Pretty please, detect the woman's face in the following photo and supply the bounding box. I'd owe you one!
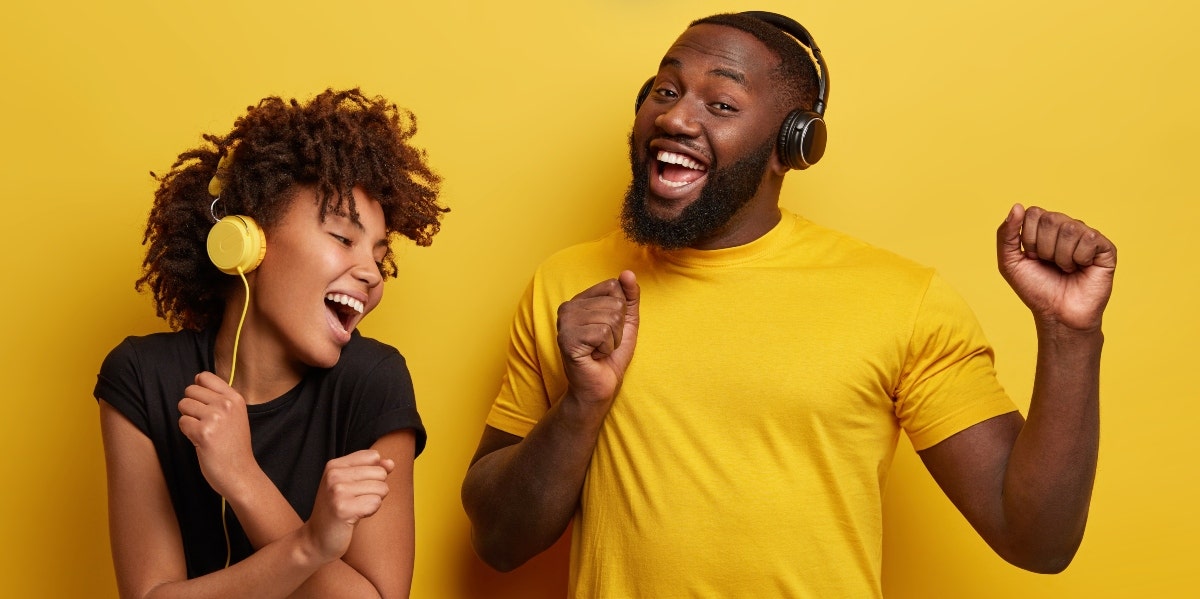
[245,186,388,370]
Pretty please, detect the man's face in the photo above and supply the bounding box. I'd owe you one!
[622,24,786,250]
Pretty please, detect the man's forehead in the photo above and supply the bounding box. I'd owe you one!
[659,23,779,75]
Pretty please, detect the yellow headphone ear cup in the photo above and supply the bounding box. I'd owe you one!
[207,216,266,274]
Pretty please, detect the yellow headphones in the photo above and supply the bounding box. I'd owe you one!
[206,151,266,275]
[207,215,266,275]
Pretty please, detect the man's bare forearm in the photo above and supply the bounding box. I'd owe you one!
[1001,324,1102,572]
[462,394,610,571]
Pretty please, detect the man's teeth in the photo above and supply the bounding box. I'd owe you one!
[657,150,707,171]
[325,293,364,314]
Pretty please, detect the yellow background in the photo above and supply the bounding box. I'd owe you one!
[2,0,1196,596]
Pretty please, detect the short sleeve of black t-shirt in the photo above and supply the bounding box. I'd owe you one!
[94,328,425,577]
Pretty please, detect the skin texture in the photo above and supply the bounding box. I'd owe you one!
[462,22,1117,576]
[100,188,417,598]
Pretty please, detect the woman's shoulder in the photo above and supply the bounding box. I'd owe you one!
[101,329,211,372]
[95,329,213,434]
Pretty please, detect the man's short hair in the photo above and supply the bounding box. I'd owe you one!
[689,13,821,113]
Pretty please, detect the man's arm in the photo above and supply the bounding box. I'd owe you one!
[462,271,640,571]
[919,204,1115,573]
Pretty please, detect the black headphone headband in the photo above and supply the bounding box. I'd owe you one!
[736,10,829,115]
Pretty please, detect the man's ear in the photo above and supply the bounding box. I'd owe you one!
[769,147,791,176]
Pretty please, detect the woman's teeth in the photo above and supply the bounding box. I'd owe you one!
[325,293,364,314]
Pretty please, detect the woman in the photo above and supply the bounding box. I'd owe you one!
[95,88,447,598]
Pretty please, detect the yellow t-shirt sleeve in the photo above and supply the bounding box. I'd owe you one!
[895,274,1019,450]
[486,278,552,438]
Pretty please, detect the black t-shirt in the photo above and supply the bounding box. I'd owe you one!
[94,328,426,577]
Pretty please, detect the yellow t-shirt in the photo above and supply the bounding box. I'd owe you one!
[487,211,1017,598]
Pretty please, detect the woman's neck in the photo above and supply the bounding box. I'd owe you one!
[213,301,305,405]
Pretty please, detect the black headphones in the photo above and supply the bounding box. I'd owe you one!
[634,11,830,170]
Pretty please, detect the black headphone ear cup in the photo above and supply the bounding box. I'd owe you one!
[207,215,266,275]
[777,109,828,170]
[634,77,655,114]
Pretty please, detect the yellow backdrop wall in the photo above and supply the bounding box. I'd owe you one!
[2,1,1195,597]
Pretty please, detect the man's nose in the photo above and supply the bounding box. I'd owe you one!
[653,96,702,138]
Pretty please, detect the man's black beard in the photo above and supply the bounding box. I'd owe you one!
[621,134,774,250]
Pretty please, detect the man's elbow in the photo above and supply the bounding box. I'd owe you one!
[1000,539,1081,574]
[469,527,530,573]
[462,483,528,571]
[1026,546,1080,575]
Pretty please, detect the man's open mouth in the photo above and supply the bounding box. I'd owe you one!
[655,150,708,188]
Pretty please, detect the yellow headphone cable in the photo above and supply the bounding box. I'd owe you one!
[219,268,250,568]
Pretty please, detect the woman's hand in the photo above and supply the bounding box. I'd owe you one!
[177,371,258,499]
[301,450,396,564]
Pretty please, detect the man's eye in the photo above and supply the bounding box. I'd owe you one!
[712,102,735,112]
[656,88,677,99]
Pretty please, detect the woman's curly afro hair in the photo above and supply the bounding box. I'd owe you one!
[137,88,447,331]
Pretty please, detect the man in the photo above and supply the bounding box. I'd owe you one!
[462,11,1116,597]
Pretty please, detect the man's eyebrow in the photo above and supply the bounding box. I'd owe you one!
[710,68,747,87]
[659,56,683,70]
[657,57,748,88]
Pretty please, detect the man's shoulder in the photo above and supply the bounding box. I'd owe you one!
[541,229,632,264]
[788,214,931,275]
